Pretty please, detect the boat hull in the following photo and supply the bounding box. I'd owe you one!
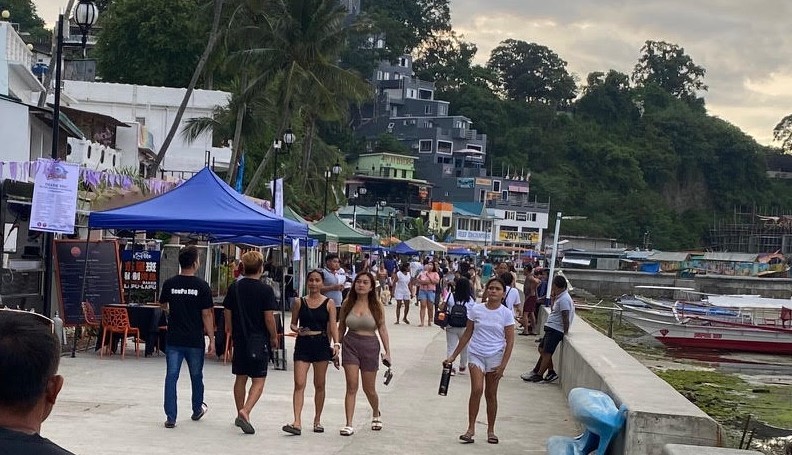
[625,315,792,355]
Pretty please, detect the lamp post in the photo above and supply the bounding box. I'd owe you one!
[44,0,98,317]
[546,213,587,301]
[351,186,367,228]
[374,200,387,238]
[322,160,342,215]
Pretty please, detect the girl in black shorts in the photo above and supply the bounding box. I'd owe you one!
[282,270,340,435]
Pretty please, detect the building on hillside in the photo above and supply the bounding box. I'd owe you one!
[61,81,232,176]
[765,153,792,179]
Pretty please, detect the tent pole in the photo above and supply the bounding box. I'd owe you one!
[279,234,286,370]
[72,229,92,358]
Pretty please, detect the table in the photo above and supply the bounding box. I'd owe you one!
[95,304,165,357]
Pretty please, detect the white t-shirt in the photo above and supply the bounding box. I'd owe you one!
[409,261,423,278]
[502,286,520,312]
[393,271,412,296]
[445,294,476,313]
[467,304,514,357]
[546,290,575,333]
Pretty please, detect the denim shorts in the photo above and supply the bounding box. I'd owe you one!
[417,290,436,302]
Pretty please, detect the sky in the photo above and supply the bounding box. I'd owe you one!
[31,0,791,146]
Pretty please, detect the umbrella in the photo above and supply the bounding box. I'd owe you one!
[522,250,543,259]
[405,236,448,253]
[488,250,510,257]
[391,242,418,255]
[448,248,474,256]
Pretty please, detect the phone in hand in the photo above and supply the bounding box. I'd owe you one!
[382,356,391,368]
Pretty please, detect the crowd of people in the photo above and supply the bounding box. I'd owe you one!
[0,246,575,452]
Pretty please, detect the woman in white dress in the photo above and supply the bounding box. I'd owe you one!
[392,263,412,324]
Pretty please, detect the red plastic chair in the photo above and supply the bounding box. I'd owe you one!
[100,307,140,359]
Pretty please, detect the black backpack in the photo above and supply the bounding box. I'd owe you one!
[448,300,469,328]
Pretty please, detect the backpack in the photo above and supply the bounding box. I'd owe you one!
[448,299,469,328]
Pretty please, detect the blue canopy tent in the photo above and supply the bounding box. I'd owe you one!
[448,247,475,256]
[210,235,317,248]
[391,242,418,255]
[86,167,308,368]
[522,250,544,259]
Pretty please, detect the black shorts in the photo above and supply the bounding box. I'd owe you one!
[539,327,565,355]
[294,334,333,363]
[232,339,269,378]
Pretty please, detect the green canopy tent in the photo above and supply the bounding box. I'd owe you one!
[314,212,375,246]
[283,206,338,243]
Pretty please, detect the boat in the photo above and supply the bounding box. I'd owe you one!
[623,306,681,324]
[624,314,792,355]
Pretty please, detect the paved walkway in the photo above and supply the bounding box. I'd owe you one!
[47,308,576,454]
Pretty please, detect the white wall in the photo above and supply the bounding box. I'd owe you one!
[0,99,30,163]
[62,81,232,172]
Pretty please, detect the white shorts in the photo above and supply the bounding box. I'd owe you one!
[395,292,411,301]
[467,350,504,373]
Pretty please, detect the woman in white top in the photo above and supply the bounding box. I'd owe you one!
[439,277,476,375]
[391,263,412,324]
[445,277,515,445]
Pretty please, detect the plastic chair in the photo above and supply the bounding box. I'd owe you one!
[223,332,234,364]
[81,302,100,351]
[100,307,140,359]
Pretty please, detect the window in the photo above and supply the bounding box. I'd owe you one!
[135,117,146,125]
[479,189,486,202]
[471,219,481,231]
[505,211,516,220]
[501,225,518,232]
[376,71,383,80]
[112,155,116,166]
[466,144,482,151]
[402,169,407,178]
[424,105,432,115]
[423,121,433,128]
[441,216,451,228]
[492,180,501,192]
[394,72,401,79]
[100,149,105,164]
[516,212,527,221]
[399,57,408,67]
[528,213,537,222]
[419,139,433,153]
[87,146,91,159]
[437,140,453,154]
[501,190,508,201]
[383,72,391,80]
[438,105,447,115]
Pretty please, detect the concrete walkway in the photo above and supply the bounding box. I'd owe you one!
[46,310,576,454]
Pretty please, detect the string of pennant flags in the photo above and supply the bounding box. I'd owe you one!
[0,159,182,195]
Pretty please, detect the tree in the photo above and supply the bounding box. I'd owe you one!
[577,70,637,128]
[363,0,450,55]
[632,40,707,104]
[772,114,792,152]
[486,40,577,107]
[95,0,209,87]
[0,0,48,43]
[413,30,494,94]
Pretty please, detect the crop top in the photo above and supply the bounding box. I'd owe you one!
[345,312,377,331]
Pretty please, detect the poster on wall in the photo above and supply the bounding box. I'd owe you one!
[457,177,475,188]
[30,159,80,234]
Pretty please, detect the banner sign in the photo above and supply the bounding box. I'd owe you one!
[30,159,79,234]
[121,250,161,292]
[497,231,539,244]
[456,177,474,188]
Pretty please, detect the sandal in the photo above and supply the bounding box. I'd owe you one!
[340,426,355,436]
[282,423,301,435]
[313,423,324,433]
[487,434,499,444]
[459,433,475,444]
[371,414,383,431]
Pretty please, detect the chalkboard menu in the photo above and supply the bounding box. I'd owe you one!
[54,239,123,326]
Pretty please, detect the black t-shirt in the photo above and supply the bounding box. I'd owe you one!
[0,427,74,454]
[159,275,213,348]
[223,278,278,343]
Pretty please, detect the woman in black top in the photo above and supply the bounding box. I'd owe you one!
[282,270,340,435]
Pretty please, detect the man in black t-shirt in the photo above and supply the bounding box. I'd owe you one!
[159,246,215,429]
[223,251,278,434]
[0,309,73,454]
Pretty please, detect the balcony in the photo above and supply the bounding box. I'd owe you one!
[486,199,550,211]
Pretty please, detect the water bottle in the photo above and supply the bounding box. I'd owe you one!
[438,362,452,396]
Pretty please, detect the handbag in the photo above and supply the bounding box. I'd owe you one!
[235,282,267,360]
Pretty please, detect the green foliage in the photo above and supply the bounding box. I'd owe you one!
[632,40,707,105]
[95,0,208,87]
[0,0,49,43]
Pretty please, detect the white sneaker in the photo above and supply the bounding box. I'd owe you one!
[520,370,538,381]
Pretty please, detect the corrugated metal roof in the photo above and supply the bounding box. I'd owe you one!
[700,252,759,262]
[648,252,691,262]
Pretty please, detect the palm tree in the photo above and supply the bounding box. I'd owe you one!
[224,0,370,195]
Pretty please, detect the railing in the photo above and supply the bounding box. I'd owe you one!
[486,199,550,210]
[3,23,35,68]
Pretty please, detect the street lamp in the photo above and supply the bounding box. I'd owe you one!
[546,213,587,301]
[44,0,98,317]
[351,186,367,228]
[322,160,342,215]
[374,200,387,238]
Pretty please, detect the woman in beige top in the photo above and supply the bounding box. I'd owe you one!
[337,272,391,436]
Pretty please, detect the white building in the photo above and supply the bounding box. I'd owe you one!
[62,81,232,174]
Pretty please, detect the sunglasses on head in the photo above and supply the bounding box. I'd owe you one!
[0,308,55,333]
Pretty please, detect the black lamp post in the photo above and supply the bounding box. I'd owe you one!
[322,160,341,215]
[351,186,366,228]
[374,200,387,238]
[272,129,295,213]
[43,0,98,317]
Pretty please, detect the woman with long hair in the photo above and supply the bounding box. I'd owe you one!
[282,270,340,435]
[337,272,391,436]
[415,261,440,327]
[441,277,477,375]
[444,277,515,445]
[392,262,412,324]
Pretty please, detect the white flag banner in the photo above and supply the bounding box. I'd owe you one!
[275,178,284,217]
[30,159,79,234]
[292,238,300,261]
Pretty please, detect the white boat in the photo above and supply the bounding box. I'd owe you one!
[623,306,680,324]
[624,314,792,355]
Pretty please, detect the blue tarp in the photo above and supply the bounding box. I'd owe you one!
[89,167,308,238]
[391,242,418,255]
[448,248,474,256]
[210,235,317,248]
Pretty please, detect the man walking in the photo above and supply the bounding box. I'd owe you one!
[522,275,574,383]
[0,309,73,454]
[520,264,541,335]
[320,254,345,308]
[160,245,215,428]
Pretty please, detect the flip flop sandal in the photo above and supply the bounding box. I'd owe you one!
[371,415,383,431]
[459,433,475,444]
[235,416,255,434]
[282,424,301,435]
[340,426,355,436]
[487,434,499,444]
[313,423,324,433]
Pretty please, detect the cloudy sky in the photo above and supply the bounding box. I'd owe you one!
[32,0,790,146]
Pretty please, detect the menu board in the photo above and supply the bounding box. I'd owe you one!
[54,240,123,326]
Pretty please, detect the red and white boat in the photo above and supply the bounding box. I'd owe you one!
[624,314,792,355]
